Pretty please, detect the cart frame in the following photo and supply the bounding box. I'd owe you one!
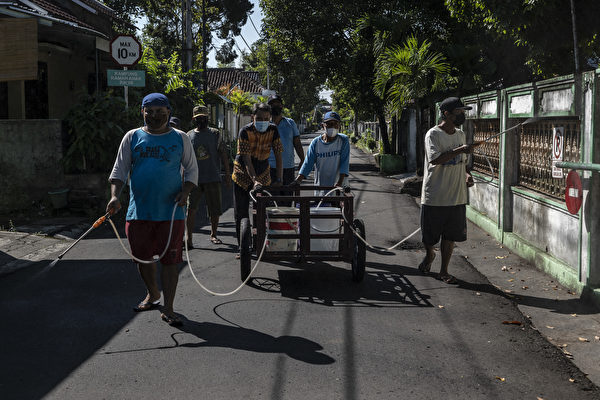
[239,185,366,282]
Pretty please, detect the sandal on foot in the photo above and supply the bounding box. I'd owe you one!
[210,236,223,245]
[133,299,160,312]
[235,253,240,260]
[161,313,183,327]
[439,274,458,284]
[418,259,432,274]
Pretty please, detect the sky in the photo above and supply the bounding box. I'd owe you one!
[135,0,332,101]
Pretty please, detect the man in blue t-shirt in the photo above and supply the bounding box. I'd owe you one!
[293,111,350,191]
[267,94,304,186]
[106,93,198,327]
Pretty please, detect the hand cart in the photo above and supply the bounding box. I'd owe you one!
[239,185,366,282]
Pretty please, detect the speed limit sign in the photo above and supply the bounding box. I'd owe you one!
[110,35,142,66]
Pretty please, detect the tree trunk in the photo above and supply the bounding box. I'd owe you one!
[415,105,424,176]
[390,114,398,155]
[376,108,391,154]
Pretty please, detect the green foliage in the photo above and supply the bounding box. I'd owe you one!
[228,89,254,115]
[63,93,140,173]
[355,129,377,153]
[137,48,203,130]
[374,36,449,114]
[444,0,600,78]
[127,0,253,67]
[240,38,321,120]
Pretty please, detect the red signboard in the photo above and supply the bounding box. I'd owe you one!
[565,170,583,214]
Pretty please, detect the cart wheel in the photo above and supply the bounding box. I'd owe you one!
[240,218,252,281]
[351,219,366,282]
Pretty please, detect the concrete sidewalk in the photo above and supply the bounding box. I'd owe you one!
[0,217,89,276]
[390,171,600,386]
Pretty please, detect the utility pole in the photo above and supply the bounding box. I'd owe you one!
[202,0,208,92]
[182,0,193,72]
[569,0,580,74]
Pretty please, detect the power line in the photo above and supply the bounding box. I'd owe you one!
[248,15,261,36]
[238,32,253,52]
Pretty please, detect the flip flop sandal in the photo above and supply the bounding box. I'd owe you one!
[418,260,432,274]
[133,299,160,312]
[439,274,458,284]
[210,237,223,244]
[161,313,183,327]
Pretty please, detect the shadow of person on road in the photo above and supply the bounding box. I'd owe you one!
[171,319,335,365]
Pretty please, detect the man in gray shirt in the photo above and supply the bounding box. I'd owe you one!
[186,105,231,247]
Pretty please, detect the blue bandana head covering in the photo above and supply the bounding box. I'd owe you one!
[141,93,171,109]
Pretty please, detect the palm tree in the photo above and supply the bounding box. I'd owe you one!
[373,36,449,158]
[374,35,449,114]
[228,89,254,135]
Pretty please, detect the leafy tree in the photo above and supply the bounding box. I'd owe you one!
[444,0,600,78]
[240,38,321,121]
[104,0,254,69]
[374,36,449,114]
[228,88,254,130]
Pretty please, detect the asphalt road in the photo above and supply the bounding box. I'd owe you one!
[1,133,598,400]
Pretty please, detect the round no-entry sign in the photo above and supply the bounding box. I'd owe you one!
[565,170,583,214]
[110,35,142,66]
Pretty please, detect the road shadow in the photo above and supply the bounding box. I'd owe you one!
[173,320,334,364]
[0,258,185,400]
[249,261,432,308]
[101,318,334,365]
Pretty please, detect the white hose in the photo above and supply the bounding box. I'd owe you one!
[108,204,178,264]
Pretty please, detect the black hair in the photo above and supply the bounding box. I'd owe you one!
[252,102,271,115]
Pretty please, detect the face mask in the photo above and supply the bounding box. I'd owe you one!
[145,113,169,131]
[453,113,465,126]
[255,121,269,132]
[271,106,282,116]
[326,128,338,138]
[196,117,208,129]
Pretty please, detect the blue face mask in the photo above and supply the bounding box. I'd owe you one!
[255,121,269,132]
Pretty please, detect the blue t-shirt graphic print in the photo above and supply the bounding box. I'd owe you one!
[127,129,185,221]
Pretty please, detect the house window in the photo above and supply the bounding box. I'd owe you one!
[0,82,7,119]
[25,62,49,119]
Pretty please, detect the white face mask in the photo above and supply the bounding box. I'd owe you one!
[326,128,338,138]
[254,121,269,132]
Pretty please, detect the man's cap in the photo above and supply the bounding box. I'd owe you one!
[142,93,170,109]
[169,117,180,127]
[323,111,341,122]
[267,93,282,104]
[439,97,472,112]
[192,105,209,117]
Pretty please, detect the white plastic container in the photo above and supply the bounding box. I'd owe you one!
[266,207,298,252]
[310,207,342,252]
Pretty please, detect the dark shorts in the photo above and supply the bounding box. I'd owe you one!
[188,182,222,217]
[270,167,296,186]
[125,220,185,265]
[420,204,467,245]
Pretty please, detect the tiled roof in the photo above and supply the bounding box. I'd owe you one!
[1,0,119,36]
[207,68,265,94]
[77,0,118,18]
[29,0,96,30]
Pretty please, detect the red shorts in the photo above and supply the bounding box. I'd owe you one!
[125,220,185,265]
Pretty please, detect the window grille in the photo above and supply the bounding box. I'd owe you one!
[472,119,500,178]
[518,118,580,199]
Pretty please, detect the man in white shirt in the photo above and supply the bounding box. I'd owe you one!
[419,97,477,284]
